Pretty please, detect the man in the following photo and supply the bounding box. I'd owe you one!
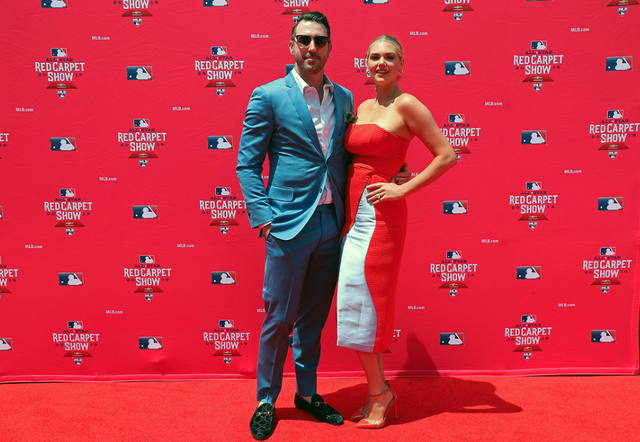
[236,11,350,440]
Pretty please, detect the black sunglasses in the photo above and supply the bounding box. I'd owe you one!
[294,35,330,48]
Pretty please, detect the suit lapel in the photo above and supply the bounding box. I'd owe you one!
[285,72,323,155]
[328,86,346,157]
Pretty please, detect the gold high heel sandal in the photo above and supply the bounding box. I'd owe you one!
[355,387,397,429]
[349,381,391,421]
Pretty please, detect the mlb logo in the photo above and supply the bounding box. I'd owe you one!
[134,119,151,128]
[607,110,624,119]
[521,130,547,145]
[440,332,464,345]
[446,250,462,259]
[443,201,468,214]
[51,48,68,57]
[215,187,231,196]
[601,285,611,294]
[526,182,542,191]
[139,159,149,168]
[208,136,233,150]
[204,0,229,6]
[448,114,465,123]
[133,205,159,219]
[51,137,77,151]
[449,289,458,297]
[531,41,548,50]
[0,338,13,351]
[528,221,538,230]
[66,228,75,236]
[606,56,633,71]
[57,90,67,99]
[211,271,237,285]
[67,321,84,329]
[219,319,234,328]
[223,357,232,364]
[145,293,154,302]
[140,255,156,264]
[591,330,616,343]
[618,7,628,16]
[139,337,164,349]
[59,272,85,286]
[445,61,471,76]
[516,266,541,280]
[42,0,68,8]
[133,17,142,26]
[598,197,623,211]
[364,0,390,4]
[523,352,532,360]
[453,12,463,21]
[600,247,616,256]
[60,188,76,197]
[127,66,153,80]
[74,358,83,366]
[533,83,543,91]
[211,46,228,56]
[608,151,618,160]
[521,315,537,323]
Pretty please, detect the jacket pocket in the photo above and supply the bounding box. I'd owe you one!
[269,185,294,202]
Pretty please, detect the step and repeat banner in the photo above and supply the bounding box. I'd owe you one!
[0,1,639,382]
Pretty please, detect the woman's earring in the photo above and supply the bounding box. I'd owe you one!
[398,70,404,78]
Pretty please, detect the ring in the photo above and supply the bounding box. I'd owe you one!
[377,195,382,200]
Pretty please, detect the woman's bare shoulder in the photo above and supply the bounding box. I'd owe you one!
[396,92,426,109]
[396,93,432,118]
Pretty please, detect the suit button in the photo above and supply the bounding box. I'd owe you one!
[319,188,323,193]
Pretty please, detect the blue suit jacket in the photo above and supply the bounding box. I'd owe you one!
[236,71,353,241]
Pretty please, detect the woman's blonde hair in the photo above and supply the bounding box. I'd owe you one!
[367,34,404,60]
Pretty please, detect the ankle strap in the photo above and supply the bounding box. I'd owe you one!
[369,387,390,398]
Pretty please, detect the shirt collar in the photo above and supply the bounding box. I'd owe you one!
[291,68,334,94]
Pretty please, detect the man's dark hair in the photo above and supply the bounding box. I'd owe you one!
[291,11,331,40]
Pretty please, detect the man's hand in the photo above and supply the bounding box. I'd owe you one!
[392,163,411,185]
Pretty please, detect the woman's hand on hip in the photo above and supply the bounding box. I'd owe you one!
[366,182,406,205]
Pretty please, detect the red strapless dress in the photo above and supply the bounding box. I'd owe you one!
[336,124,410,352]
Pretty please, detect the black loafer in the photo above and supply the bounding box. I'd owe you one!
[294,393,344,425]
[250,402,275,440]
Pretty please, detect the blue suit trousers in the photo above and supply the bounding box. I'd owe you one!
[256,204,340,404]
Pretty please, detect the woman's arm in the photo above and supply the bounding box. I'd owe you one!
[366,94,457,203]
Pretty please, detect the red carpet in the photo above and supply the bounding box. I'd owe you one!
[1,376,639,441]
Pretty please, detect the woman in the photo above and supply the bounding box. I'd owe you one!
[336,35,457,429]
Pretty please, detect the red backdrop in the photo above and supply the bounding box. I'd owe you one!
[0,0,638,382]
